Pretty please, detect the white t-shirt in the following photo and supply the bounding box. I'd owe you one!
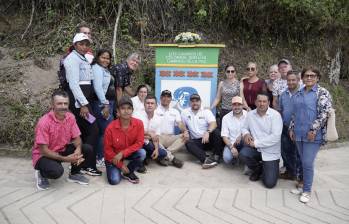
[131,96,145,114]
[181,108,216,139]
[133,110,161,144]
[221,110,247,144]
[155,105,181,135]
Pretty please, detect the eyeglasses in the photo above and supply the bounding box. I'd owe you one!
[304,74,317,79]
[246,67,256,71]
[226,70,235,73]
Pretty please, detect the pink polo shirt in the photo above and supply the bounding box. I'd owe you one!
[32,111,81,167]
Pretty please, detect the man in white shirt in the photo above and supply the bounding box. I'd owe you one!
[156,90,188,168]
[133,95,168,172]
[240,93,283,188]
[221,96,247,165]
[181,94,222,169]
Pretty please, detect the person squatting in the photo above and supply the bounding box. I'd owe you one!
[32,25,333,204]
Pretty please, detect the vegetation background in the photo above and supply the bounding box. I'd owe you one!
[0,0,348,151]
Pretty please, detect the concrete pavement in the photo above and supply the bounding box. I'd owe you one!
[0,146,348,224]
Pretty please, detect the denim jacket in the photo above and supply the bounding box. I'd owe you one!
[290,84,332,144]
[92,64,111,105]
[64,50,93,107]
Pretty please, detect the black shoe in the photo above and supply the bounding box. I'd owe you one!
[202,157,218,169]
[157,158,169,166]
[172,157,184,168]
[80,168,102,176]
[249,168,262,181]
[137,165,147,174]
[121,172,139,184]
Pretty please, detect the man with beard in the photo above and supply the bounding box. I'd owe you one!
[181,94,223,169]
[240,93,283,188]
[32,90,94,190]
[221,96,247,166]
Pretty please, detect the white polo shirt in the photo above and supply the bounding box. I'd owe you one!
[242,108,283,161]
[221,110,247,144]
[155,105,181,135]
[131,96,145,113]
[133,110,161,144]
[181,108,216,139]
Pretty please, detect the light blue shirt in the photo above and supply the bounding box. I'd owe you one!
[64,50,93,107]
[292,84,322,143]
[92,64,111,105]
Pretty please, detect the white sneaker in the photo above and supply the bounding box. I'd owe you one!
[299,192,311,203]
[243,165,253,175]
[96,158,105,168]
[290,187,303,195]
[35,170,50,190]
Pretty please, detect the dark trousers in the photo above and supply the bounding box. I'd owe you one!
[281,125,302,179]
[67,85,99,168]
[143,141,167,159]
[34,144,94,179]
[239,146,280,188]
[185,129,223,163]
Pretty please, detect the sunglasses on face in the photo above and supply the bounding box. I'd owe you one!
[304,74,317,79]
[246,67,256,71]
[226,70,235,73]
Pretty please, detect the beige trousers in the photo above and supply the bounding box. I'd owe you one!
[159,134,186,161]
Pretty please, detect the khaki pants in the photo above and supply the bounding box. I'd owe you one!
[159,134,185,161]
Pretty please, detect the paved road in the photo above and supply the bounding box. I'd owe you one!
[0,146,349,224]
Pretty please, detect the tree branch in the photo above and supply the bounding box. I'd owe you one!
[21,0,35,40]
[112,1,123,64]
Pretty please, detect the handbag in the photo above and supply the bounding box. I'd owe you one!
[326,108,338,141]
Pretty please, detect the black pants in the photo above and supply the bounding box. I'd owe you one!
[67,85,98,168]
[35,144,94,179]
[239,146,280,188]
[185,129,223,163]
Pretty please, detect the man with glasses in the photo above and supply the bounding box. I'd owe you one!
[111,53,141,102]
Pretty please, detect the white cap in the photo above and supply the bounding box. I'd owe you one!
[231,96,243,104]
[73,33,92,44]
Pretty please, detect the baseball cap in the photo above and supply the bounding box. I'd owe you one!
[118,96,133,108]
[161,90,172,97]
[231,96,243,104]
[190,93,201,101]
[73,33,92,44]
[278,58,291,66]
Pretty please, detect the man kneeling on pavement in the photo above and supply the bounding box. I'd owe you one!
[240,93,283,188]
[32,89,95,190]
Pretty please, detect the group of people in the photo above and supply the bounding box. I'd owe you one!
[32,23,333,204]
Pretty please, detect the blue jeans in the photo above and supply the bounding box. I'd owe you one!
[223,141,243,165]
[92,100,115,160]
[143,141,167,159]
[239,146,280,188]
[296,141,321,192]
[105,149,146,185]
[281,125,302,179]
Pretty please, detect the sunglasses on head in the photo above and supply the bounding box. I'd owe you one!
[226,70,235,73]
[246,67,256,71]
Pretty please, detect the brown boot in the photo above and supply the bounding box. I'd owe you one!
[279,171,296,180]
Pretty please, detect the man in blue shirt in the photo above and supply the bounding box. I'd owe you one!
[278,70,302,182]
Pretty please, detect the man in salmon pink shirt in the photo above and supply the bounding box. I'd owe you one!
[104,96,146,184]
[32,89,95,190]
